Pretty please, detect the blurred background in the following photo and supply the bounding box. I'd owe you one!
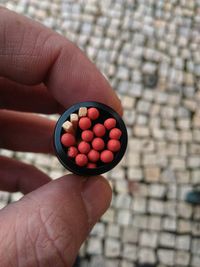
[0,0,200,266]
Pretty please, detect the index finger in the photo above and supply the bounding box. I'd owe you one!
[0,8,122,115]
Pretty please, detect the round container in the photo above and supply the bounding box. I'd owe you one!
[54,101,128,176]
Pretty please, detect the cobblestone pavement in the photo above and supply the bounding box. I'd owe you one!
[0,0,200,266]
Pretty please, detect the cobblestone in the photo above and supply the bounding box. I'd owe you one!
[105,238,121,258]
[1,0,199,266]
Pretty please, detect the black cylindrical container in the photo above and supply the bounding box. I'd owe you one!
[54,101,128,176]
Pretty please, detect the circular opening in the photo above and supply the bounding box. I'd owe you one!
[54,101,128,176]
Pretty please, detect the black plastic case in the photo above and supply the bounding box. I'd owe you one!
[54,101,128,176]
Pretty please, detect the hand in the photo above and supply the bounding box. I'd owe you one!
[0,7,122,267]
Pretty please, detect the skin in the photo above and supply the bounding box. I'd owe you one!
[0,7,122,267]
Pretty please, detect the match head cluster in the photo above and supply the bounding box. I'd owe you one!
[61,107,122,169]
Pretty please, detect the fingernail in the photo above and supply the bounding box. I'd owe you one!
[81,176,112,226]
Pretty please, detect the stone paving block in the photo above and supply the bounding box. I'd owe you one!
[122,226,139,244]
[178,185,193,201]
[138,248,156,264]
[143,155,159,166]
[115,180,128,193]
[117,210,131,226]
[91,222,105,238]
[149,184,166,198]
[157,249,175,266]
[136,114,148,125]
[121,95,135,109]
[123,110,136,125]
[105,259,120,267]
[163,217,177,232]
[177,202,193,219]
[191,238,200,255]
[148,199,165,215]
[148,216,161,231]
[109,166,125,180]
[122,243,137,261]
[167,184,177,200]
[11,192,23,202]
[178,219,192,234]
[102,208,115,223]
[159,233,176,248]
[127,167,143,181]
[0,191,9,203]
[175,250,190,266]
[192,221,200,236]
[120,260,135,267]
[87,237,103,255]
[132,215,148,229]
[89,256,106,267]
[131,197,146,214]
[127,152,141,167]
[133,126,150,137]
[144,166,161,182]
[115,194,131,209]
[106,224,120,239]
[137,100,151,114]
[176,235,191,251]
[139,231,158,248]
[105,238,121,258]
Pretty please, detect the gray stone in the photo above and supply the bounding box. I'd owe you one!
[117,210,131,226]
[149,184,166,198]
[120,260,134,267]
[148,200,164,215]
[123,110,136,125]
[102,208,115,223]
[122,227,139,243]
[115,194,131,209]
[177,202,193,219]
[192,238,200,255]
[163,217,177,232]
[192,254,200,267]
[157,249,174,266]
[159,233,176,248]
[132,197,146,213]
[122,244,137,261]
[144,167,161,182]
[178,219,191,234]
[127,168,143,181]
[139,231,158,248]
[175,251,190,266]
[132,215,148,229]
[138,248,156,264]
[105,238,121,257]
[106,224,120,239]
[137,100,151,114]
[91,223,105,238]
[148,216,161,231]
[133,126,150,137]
[87,238,103,255]
[176,235,191,251]
[136,115,148,125]
[121,96,135,109]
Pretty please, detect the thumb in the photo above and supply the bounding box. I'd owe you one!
[0,175,112,267]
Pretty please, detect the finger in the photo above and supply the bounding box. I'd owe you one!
[0,77,64,114]
[0,175,112,266]
[0,8,122,115]
[0,110,55,153]
[0,156,51,194]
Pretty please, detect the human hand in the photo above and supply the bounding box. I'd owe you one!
[0,7,122,267]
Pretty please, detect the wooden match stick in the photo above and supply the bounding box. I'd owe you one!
[70,113,78,130]
[78,107,87,117]
[62,120,74,134]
